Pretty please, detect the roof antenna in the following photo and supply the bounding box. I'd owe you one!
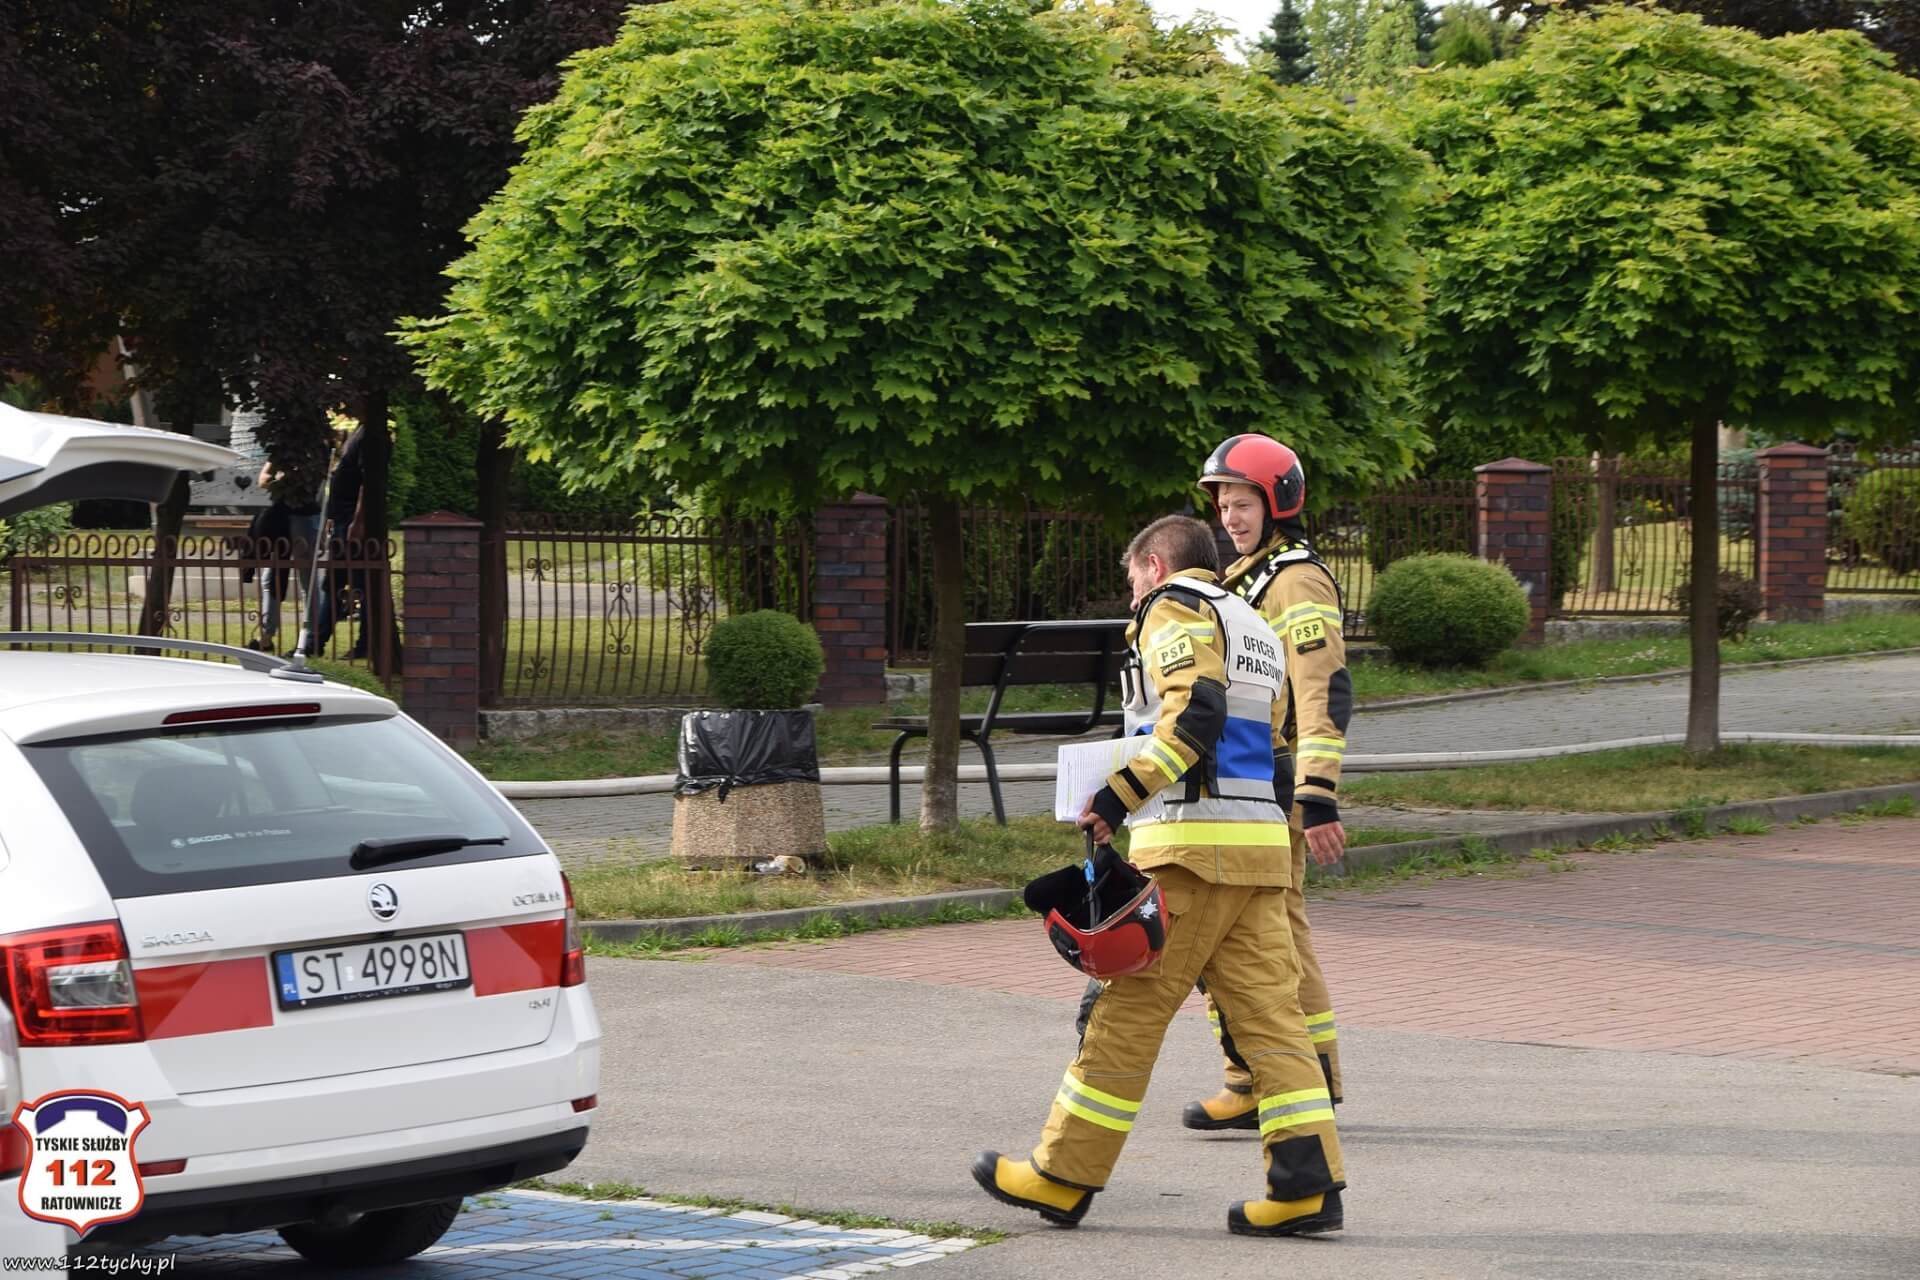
[270,428,338,685]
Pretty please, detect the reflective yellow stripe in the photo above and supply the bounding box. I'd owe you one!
[1260,1107,1336,1134]
[1149,620,1217,647]
[1065,1074,1142,1113]
[1310,1027,1337,1044]
[1055,1073,1141,1131]
[1059,1098,1132,1131]
[1263,1088,1330,1107]
[1128,822,1292,850]
[1298,737,1346,759]
[1139,738,1186,785]
[1305,1011,1337,1043]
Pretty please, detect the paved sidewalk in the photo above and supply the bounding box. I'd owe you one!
[696,816,1920,1076]
[518,653,1920,867]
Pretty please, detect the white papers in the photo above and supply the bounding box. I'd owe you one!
[1054,737,1168,825]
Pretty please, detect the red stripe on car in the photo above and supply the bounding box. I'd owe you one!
[136,958,274,1039]
[467,921,564,996]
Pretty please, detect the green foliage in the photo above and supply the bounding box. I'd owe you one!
[1392,9,1920,454]
[1671,570,1764,638]
[388,392,480,520]
[1358,0,1422,86]
[0,503,73,557]
[1368,552,1530,667]
[704,610,825,709]
[405,0,1427,517]
[1841,468,1920,573]
[1429,1,1512,66]
[1254,0,1316,84]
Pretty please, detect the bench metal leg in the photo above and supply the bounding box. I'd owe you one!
[888,731,915,824]
[968,733,1007,827]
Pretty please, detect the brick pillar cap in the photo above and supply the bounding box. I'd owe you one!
[399,511,484,528]
[1755,443,1830,459]
[849,493,887,505]
[1473,458,1552,475]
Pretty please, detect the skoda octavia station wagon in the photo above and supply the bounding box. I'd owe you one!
[0,405,600,1270]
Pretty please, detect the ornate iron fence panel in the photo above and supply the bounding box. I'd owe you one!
[4,532,397,670]
[1308,478,1478,641]
[489,512,813,706]
[886,504,1132,665]
[1549,457,1759,616]
[1827,444,1920,596]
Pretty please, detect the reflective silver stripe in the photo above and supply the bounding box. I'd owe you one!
[1057,1078,1140,1130]
[1212,775,1278,800]
[1131,795,1283,829]
[1259,1095,1334,1130]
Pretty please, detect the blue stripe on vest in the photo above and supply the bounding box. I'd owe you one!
[1215,715,1275,782]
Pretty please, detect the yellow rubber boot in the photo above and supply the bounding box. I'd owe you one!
[970,1151,1095,1227]
[1182,1086,1259,1131]
[1227,1188,1344,1237]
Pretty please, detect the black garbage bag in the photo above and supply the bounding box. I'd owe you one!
[674,709,821,800]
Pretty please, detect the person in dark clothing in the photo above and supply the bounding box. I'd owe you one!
[297,426,369,658]
[245,456,322,650]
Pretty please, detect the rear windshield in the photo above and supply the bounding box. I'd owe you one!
[24,715,545,895]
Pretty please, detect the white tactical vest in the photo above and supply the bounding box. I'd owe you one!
[1121,577,1287,828]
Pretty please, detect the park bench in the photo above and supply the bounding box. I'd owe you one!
[876,618,1129,825]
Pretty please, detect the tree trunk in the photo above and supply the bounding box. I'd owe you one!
[476,418,511,705]
[919,496,966,831]
[1592,452,1618,595]
[1685,413,1721,756]
[357,388,403,678]
[140,477,188,637]
[122,361,182,638]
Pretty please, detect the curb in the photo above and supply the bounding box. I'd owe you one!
[578,781,1920,945]
[583,888,1022,944]
[1352,645,1920,713]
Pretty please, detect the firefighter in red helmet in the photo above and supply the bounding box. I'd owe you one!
[973,514,1345,1238]
[1183,433,1352,1129]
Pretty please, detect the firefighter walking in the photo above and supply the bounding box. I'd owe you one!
[1184,433,1353,1129]
[972,515,1346,1237]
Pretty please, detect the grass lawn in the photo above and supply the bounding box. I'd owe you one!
[569,815,1437,921]
[1344,743,1920,813]
[463,612,1920,781]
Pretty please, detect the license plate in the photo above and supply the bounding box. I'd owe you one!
[273,932,470,1010]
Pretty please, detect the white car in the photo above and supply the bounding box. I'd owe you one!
[0,405,600,1271]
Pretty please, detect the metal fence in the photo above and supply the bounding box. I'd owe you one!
[4,532,397,670]
[1827,444,1920,596]
[887,504,1132,663]
[1548,457,1759,616]
[1309,478,1479,640]
[487,512,813,706]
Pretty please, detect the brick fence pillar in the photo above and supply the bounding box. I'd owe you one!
[1475,458,1553,645]
[400,512,482,744]
[812,495,889,706]
[1756,443,1829,621]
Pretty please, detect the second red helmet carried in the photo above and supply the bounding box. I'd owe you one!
[1199,433,1305,521]
[1025,846,1166,979]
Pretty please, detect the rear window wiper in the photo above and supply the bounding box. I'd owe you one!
[350,833,509,870]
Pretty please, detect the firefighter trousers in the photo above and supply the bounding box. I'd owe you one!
[1034,864,1345,1198]
[1207,824,1342,1101]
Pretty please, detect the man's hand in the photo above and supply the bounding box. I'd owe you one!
[1079,806,1114,846]
[1303,819,1346,866]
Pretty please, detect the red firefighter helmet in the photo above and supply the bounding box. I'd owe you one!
[1024,850,1166,979]
[1199,434,1306,520]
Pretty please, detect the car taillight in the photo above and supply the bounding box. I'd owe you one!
[0,922,145,1047]
[560,874,585,988]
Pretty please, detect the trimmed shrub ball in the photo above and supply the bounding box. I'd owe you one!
[1368,553,1530,668]
[705,610,825,709]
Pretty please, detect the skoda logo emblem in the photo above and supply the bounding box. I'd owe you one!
[367,883,400,921]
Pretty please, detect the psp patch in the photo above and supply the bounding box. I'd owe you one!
[1289,619,1328,654]
[1155,633,1195,676]
[11,1089,151,1236]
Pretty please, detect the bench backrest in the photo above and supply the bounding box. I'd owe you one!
[958,620,1129,689]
